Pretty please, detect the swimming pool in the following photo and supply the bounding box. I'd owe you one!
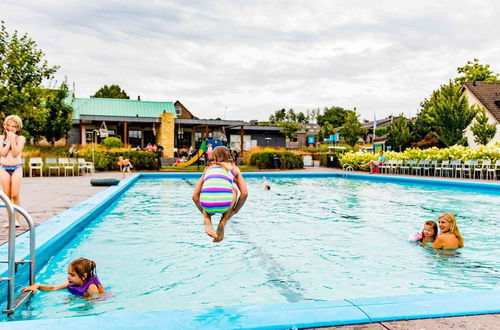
[1,173,500,328]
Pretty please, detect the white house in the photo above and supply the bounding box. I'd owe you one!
[461,81,500,147]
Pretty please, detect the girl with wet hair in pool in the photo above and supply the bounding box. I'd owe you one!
[421,213,464,249]
[23,257,105,298]
[0,115,26,228]
[192,146,248,243]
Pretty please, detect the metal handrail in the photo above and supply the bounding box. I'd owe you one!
[0,191,36,314]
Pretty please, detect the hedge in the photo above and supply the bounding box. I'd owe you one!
[80,150,158,171]
[339,145,500,171]
[249,151,303,169]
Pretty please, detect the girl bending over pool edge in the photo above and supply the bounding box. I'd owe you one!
[22,257,105,298]
[421,213,464,249]
[192,146,248,243]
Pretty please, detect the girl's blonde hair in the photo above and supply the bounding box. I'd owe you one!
[3,115,23,130]
[438,213,464,248]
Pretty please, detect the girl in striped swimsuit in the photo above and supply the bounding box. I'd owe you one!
[192,146,248,243]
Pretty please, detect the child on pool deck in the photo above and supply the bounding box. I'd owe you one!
[22,257,104,298]
[421,213,464,249]
[0,115,26,228]
[409,220,438,245]
[192,146,248,243]
[117,156,133,178]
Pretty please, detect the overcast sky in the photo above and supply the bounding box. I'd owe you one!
[2,0,500,121]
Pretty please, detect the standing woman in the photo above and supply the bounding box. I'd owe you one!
[0,115,26,228]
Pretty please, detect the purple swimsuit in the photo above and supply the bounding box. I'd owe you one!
[67,274,102,296]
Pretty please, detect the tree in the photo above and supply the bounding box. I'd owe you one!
[338,111,365,147]
[0,21,62,141]
[269,108,286,123]
[471,108,497,145]
[43,82,73,143]
[455,58,499,85]
[286,108,296,122]
[317,106,351,128]
[92,84,129,99]
[428,81,478,146]
[386,115,413,151]
[296,111,308,124]
[278,122,302,139]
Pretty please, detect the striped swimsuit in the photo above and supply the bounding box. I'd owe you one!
[200,165,235,214]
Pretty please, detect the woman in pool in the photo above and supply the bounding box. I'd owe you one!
[421,213,464,249]
[0,115,26,228]
[23,257,104,298]
[410,220,438,245]
[192,146,248,243]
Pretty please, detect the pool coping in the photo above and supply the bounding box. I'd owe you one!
[1,172,499,328]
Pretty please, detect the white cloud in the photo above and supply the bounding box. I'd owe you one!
[2,0,500,121]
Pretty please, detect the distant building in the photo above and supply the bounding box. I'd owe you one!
[65,96,284,156]
[461,81,500,147]
[290,123,320,149]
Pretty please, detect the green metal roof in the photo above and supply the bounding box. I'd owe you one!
[70,97,176,120]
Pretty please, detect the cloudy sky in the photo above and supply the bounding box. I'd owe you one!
[2,0,500,121]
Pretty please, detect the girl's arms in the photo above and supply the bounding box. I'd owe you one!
[9,134,25,157]
[0,136,9,157]
[420,235,445,249]
[231,166,248,215]
[22,282,69,293]
[83,283,104,298]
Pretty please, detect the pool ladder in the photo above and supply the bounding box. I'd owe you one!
[0,191,36,315]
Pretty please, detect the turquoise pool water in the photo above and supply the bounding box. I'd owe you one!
[11,177,500,321]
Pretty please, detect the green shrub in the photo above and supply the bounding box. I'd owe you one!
[80,149,157,171]
[249,151,303,169]
[102,137,123,149]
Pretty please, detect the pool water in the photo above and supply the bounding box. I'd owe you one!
[12,177,500,320]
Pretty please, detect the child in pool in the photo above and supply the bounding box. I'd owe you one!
[22,257,104,298]
[409,220,438,244]
[263,176,271,190]
[421,213,464,249]
[0,115,26,228]
[192,146,248,243]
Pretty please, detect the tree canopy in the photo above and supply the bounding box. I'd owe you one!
[455,58,500,85]
[427,81,478,146]
[338,111,365,147]
[386,115,413,151]
[0,21,70,142]
[92,84,129,99]
[471,108,497,145]
[317,106,352,128]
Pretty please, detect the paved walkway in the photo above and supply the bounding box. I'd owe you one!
[1,168,498,329]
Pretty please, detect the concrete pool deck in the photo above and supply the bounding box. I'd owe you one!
[1,168,499,329]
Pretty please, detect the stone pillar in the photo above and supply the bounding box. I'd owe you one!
[158,112,175,157]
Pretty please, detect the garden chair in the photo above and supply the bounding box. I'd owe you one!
[77,158,89,175]
[58,158,74,176]
[420,160,430,176]
[400,160,415,175]
[69,158,78,175]
[486,159,500,180]
[394,159,403,174]
[445,160,460,177]
[466,160,478,179]
[29,157,43,177]
[429,160,439,176]
[474,159,489,180]
[85,161,95,174]
[45,158,60,176]
[379,159,392,174]
[455,160,469,179]
[411,160,424,176]
[434,160,448,177]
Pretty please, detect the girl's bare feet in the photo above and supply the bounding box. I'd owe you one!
[213,219,227,243]
[203,211,217,239]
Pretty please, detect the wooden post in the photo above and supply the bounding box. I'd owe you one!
[204,124,208,139]
[79,119,83,145]
[123,122,128,146]
[240,125,244,156]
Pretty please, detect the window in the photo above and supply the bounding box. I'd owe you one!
[128,130,142,148]
[175,106,182,115]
